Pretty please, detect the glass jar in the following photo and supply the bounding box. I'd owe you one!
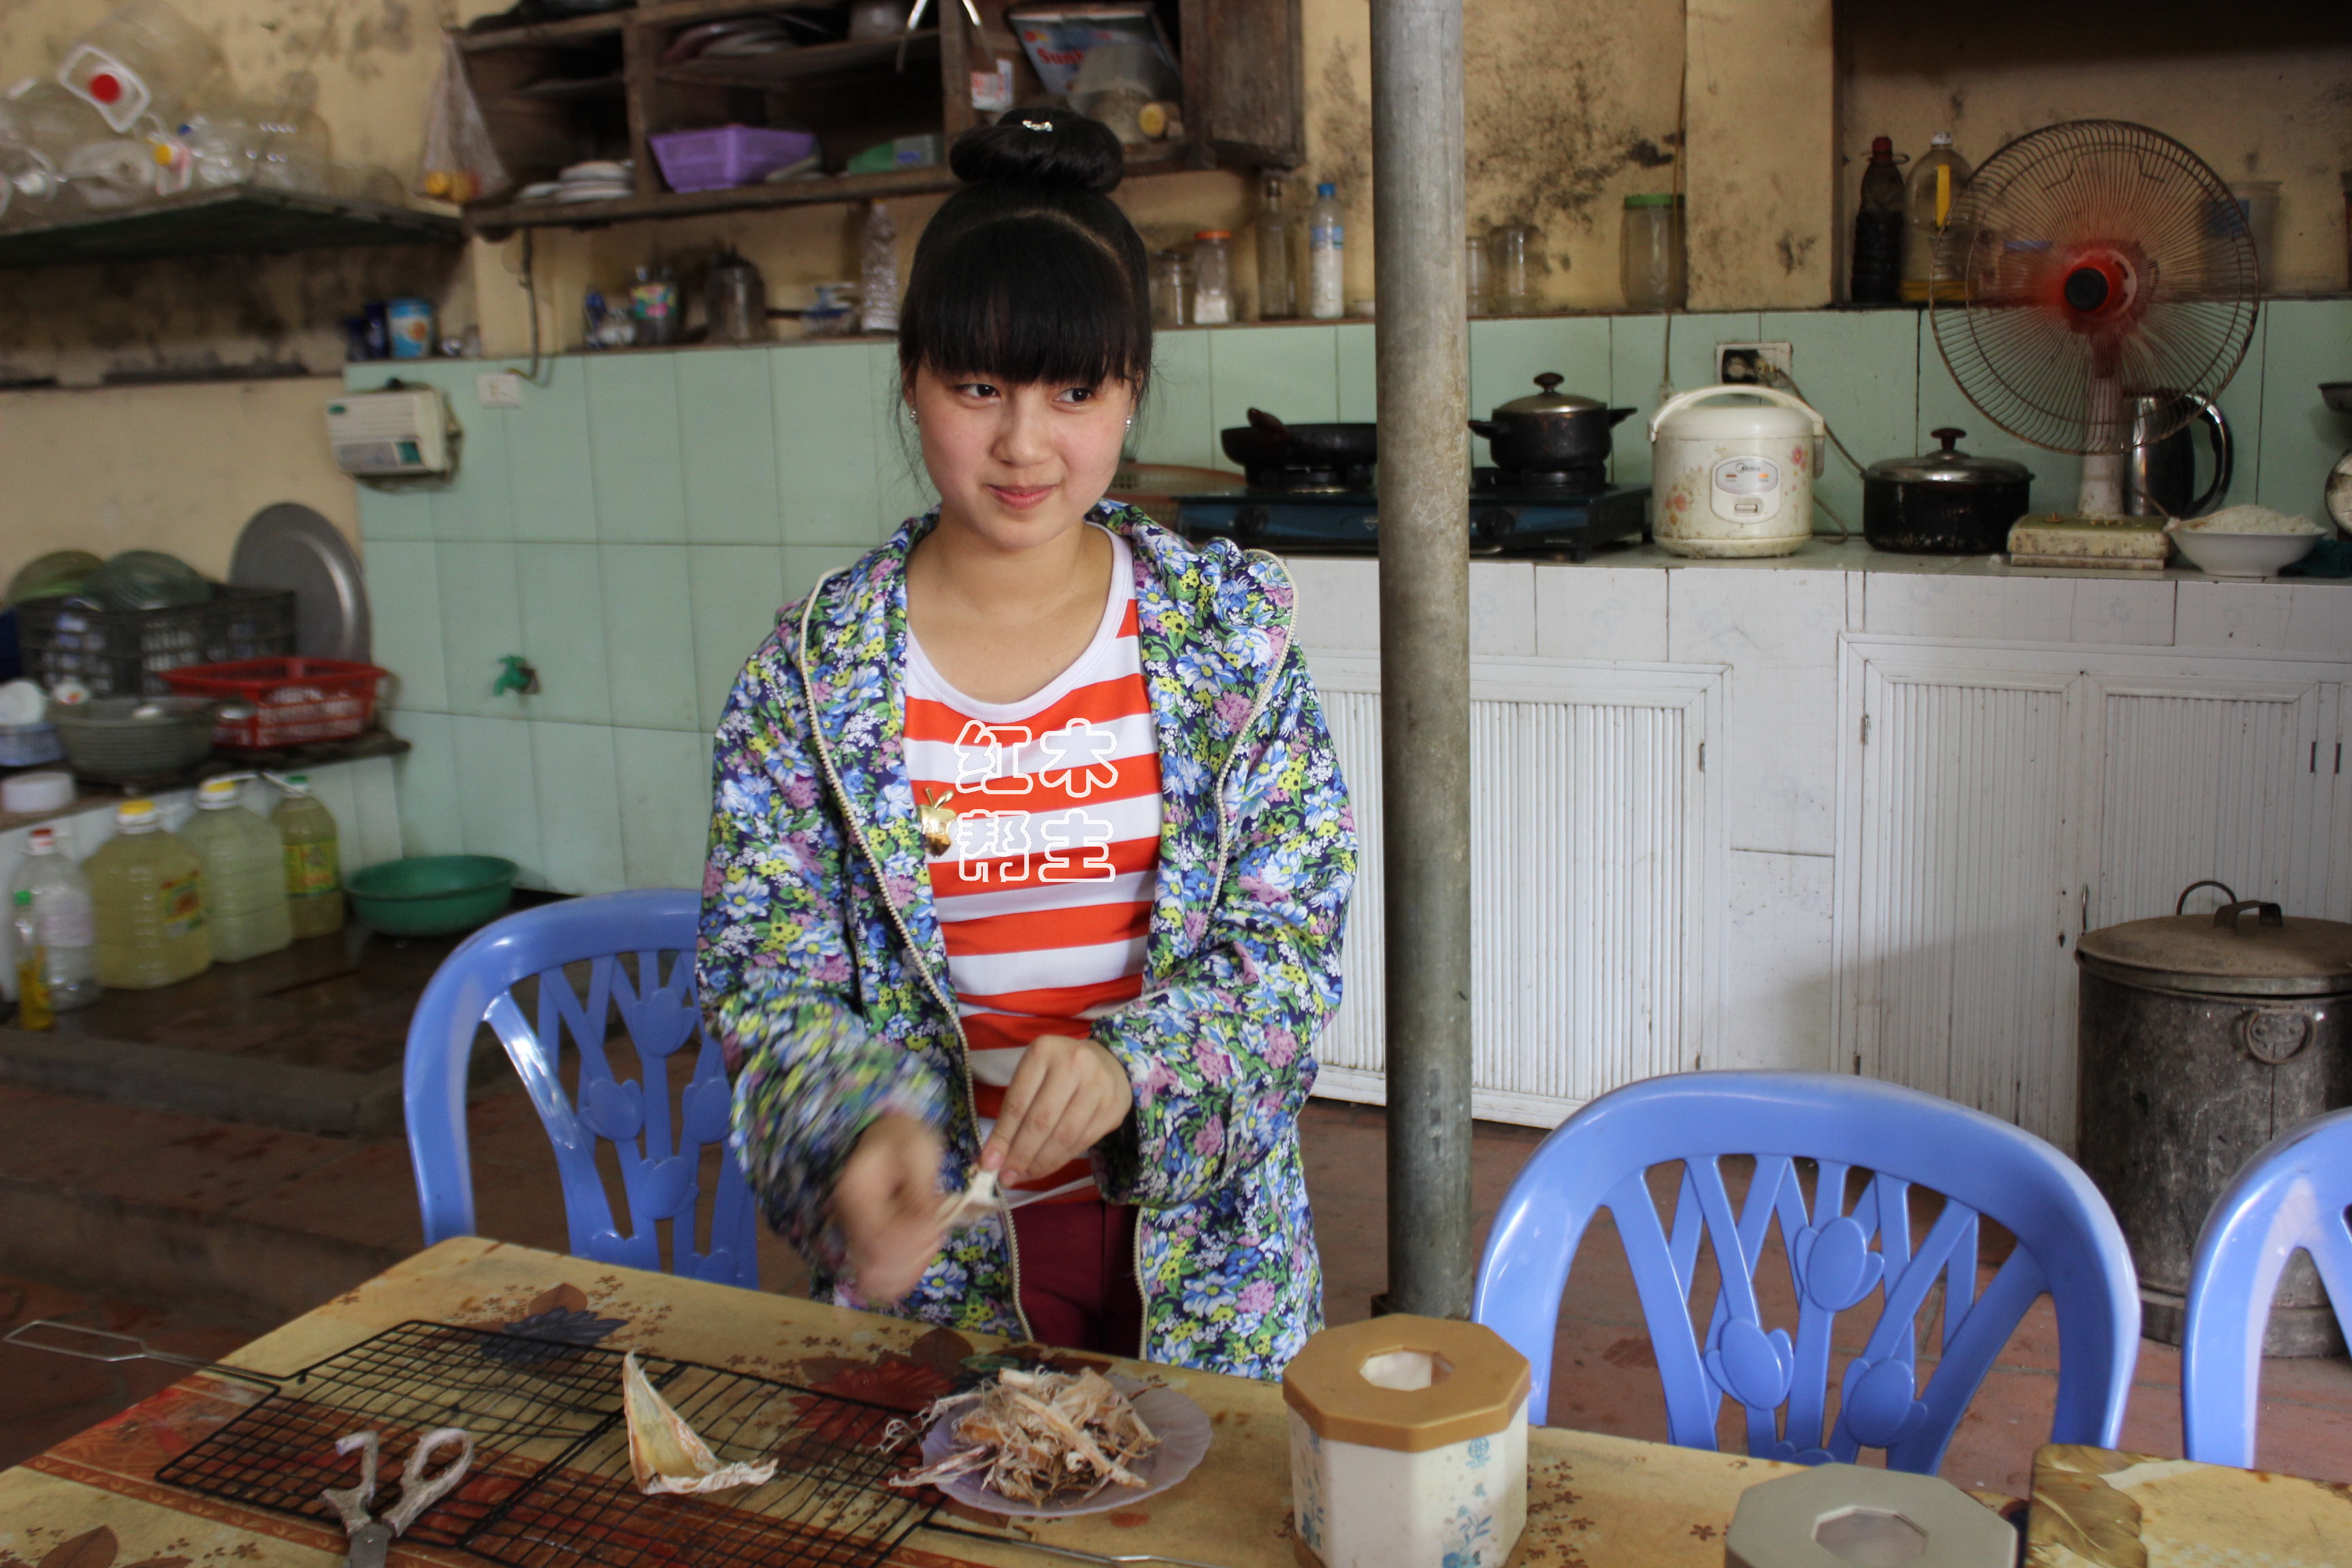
[1488,223,1538,314]
[1620,193,1686,310]
[1255,175,1294,320]
[1150,248,1188,327]
[1465,231,1490,315]
[1191,229,1233,324]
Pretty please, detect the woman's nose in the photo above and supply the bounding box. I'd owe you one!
[992,399,1054,465]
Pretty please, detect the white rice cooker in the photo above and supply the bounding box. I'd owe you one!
[1648,385,1826,557]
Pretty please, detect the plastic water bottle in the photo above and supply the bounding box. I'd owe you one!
[1307,180,1345,320]
[859,201,900,333]
[10,827,101,1019]
[180,775,293,962]
[86,798,210,989]
[271,773,345,938]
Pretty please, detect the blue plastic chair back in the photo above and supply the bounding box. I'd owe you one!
[2180,1106,2352,1467]
[1473,1071,2137,1473]
[403,888,758,1288]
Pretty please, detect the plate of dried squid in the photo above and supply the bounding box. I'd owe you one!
[893,1364,1211,1516]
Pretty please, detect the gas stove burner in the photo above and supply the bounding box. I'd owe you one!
[1245,463,1375,494]
[1474,464,1609,495]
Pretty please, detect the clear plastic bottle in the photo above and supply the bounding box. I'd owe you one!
[271,773,344,938]
[10,826,101,1016]
[86,798,210,989]
[180,775,293,962]
[1254,174,1294,321]
[57,0,229,135]
[1902,132,1971,304]
[1190,230,1232,324]
[12,891,52,1028]
[859,201,900,334]
[1850,135,1906,304]
[1307,180,1345,321]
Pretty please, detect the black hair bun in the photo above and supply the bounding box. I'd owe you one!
[949,108,1125,194]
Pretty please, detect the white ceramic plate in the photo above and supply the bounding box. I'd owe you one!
[917,1375,1211,1518]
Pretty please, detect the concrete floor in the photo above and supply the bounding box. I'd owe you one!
[3,925,2349,1496]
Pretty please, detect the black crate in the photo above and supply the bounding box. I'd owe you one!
[13,586,297,698]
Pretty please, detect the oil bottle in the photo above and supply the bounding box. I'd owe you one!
[270,772,345,938]
[180,774,292,962]
[86,798,210,988]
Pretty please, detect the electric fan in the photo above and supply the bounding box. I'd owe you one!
[1929,120,2259,518]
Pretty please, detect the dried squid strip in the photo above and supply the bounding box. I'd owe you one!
[891,1365,1161,1505]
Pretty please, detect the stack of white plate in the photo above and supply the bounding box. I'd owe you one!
[519,160,635,204]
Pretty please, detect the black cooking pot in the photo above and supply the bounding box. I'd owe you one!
[1862,427,2034,554]
[1467,374,1636,472]
[1220,407,1378,470]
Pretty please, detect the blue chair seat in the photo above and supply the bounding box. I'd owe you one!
[1473,1071,2138,1473]
[403,888,758,1288]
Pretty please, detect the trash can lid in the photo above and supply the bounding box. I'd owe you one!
[2078,902,2352,998]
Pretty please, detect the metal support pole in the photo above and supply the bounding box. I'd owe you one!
[1370,0,1472,1320]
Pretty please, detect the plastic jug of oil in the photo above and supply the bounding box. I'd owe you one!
[86,798,210,988]
[9,826,101,1019]
[270,773,344,938]
[180,775,292,962]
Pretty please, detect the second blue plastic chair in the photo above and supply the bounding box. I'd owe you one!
[403,887,759,1288]
[1473,1071,2138,1473]
[2180,1106,2352,1468]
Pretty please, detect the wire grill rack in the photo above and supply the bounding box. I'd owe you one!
[154,1320,935,1568]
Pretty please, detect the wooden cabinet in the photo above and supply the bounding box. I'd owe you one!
[1833,636,2352,1150]
[457,0,1302,237]
[1308,653,1727,1129]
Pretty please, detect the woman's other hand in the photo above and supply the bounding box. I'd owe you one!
[981,1034,1134,1185]
[834,1113,948,1302]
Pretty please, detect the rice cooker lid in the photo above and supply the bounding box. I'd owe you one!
[2076,905,2352,998]
[1655,392,1816,440]
[1866,427,2034,487]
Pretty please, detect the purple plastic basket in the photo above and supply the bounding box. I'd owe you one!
[650,125,819,193]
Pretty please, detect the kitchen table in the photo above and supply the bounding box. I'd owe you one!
[0,1235,1799,1567]
[2025,1442,2352,1565]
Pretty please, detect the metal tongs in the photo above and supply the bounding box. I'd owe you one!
[3,1319,289,1386]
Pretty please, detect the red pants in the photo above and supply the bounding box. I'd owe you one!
[1011,1199,1144,1356]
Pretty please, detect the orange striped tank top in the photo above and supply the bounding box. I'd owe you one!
[904,529,1161,1207]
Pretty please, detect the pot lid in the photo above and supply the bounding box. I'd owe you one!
[1865,427,2034,487]
[1493,372,1607,417]
[2076,900,2352,998]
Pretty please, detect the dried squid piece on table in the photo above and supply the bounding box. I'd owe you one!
[892,1365,1161,1505]
[622,1352,778,1496]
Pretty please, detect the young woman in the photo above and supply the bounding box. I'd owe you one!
[700,109,1355,1379]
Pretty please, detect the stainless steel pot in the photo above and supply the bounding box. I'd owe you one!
[1467,374,1635,474]
[2076,885,2352,1353]
[1861,427,2034,554]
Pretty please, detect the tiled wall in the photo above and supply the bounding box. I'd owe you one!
[353,299,2352,894]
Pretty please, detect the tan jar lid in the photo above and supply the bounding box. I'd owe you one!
[1281,1314,1531,1454]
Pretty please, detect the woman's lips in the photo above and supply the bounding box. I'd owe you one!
[987,483,1056,510]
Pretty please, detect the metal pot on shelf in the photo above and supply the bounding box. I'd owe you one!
[1861,427,2034,554]
[2075,883,2352,1354]
[1467,374,1635,473]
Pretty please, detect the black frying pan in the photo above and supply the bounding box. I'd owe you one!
[1220,407,1378,470]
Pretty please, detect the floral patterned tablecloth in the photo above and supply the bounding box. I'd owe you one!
[1,1236,1809,1568]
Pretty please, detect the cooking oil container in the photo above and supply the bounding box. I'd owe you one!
[1648,385,1825,557]
[1284,1314,1529,1568]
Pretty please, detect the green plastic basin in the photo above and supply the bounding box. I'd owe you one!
[346,855,519,936]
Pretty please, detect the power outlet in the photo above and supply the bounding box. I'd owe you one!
[476,371,523,409]
[1716,342,1793,386]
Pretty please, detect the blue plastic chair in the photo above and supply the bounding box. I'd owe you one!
[2180,1107,2352,1467]
[1473,1071,2138,1473]
[403,888,759,1288]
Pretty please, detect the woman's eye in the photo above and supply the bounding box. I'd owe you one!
[1057,385,1098,404]
[957,382,999,399]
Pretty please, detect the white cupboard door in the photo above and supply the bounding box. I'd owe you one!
[1838,654,2085,1146]
[1309,655,1725,1128]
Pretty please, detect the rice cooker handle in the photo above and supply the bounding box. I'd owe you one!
[1647,383,1827,445]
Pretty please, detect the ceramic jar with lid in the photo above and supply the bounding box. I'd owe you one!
[1283,1314,1530,1568]
[2075,892,2352,1352]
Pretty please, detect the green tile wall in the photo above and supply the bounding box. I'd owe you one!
[357,309,2338,892]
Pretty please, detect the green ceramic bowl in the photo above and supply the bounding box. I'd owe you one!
[346,855,519,936]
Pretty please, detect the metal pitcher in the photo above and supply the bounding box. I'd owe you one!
[2123,390,2232,519]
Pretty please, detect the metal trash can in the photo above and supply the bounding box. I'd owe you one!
[2076,887,2352,1354]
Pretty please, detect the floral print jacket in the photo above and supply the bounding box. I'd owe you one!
[700,502,1356,1379]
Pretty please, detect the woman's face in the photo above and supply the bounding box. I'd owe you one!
[907,364,1136,553]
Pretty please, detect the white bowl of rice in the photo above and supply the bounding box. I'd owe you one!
[2166,506,2331,578]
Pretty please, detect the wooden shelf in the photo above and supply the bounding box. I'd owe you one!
[0,188,462,270]
[655,29,941,91]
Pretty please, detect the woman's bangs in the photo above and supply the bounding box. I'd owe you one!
[903,217,1148,391]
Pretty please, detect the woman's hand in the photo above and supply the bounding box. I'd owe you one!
[982,1034,1134,1184]
[834,1113,948,1303]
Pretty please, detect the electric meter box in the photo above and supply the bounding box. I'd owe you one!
[326,387,451,476]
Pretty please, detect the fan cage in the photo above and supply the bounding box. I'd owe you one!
[1928,119,2257,457]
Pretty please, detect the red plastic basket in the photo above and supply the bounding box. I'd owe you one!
[161,657,389,750]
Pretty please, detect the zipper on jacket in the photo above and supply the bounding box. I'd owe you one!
[794,578,1034,1344]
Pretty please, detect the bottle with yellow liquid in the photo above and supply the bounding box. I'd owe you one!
[12,889,53,1030]
[87,798,210,990]
[1901,132,1972,304]
[180,775,293,962]
[270,773,344,938]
